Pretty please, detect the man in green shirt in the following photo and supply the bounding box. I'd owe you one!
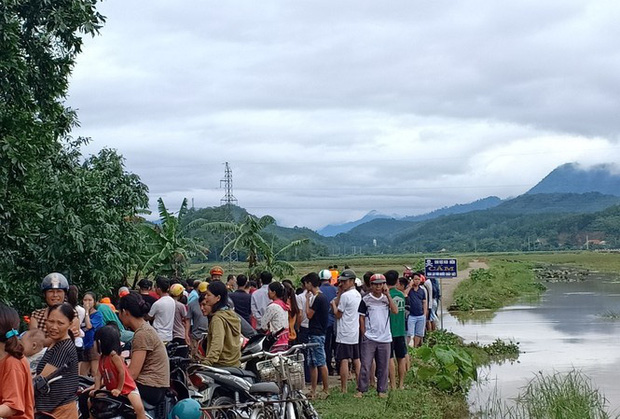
[385,270,407,389]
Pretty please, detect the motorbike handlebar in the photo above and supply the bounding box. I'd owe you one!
[240,342,320,362]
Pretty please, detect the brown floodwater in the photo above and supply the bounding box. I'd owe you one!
[442,271,620,414]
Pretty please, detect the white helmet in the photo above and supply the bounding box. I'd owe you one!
[318,269,332,281]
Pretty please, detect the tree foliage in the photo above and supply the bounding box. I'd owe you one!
[200,215,309,278]
[0,1,151,315]
[140,198,209,279]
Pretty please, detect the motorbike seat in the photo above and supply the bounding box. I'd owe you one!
[249,382,280,395]
[219,367,257,380]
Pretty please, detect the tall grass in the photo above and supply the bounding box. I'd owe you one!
[480,370,615,419]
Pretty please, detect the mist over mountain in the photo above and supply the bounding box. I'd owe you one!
[527,163,620,195]
[317,210,393,237]
[316,197,502,236]
[401,196,502,222]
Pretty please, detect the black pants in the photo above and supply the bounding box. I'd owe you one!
[297,326,311,383]
[325,325,336,374]
[136,383,167,407]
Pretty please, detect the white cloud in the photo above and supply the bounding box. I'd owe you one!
[68,0,620,229]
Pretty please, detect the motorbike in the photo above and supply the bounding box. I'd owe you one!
[188,342,320,419]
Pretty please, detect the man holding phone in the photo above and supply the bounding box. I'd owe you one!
[355,273,398,399]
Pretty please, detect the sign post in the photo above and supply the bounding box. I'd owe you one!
[425,258,458,330]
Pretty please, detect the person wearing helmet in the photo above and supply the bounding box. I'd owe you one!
[168,398,201,419]
[210,266,224,282]
[30,273,80,340]
[170,283,189,357]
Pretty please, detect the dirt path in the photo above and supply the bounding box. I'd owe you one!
[439,259,489,311]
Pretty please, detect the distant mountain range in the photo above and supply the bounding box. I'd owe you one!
[182,162,620,257]
[317,162,620,236]
[317,210,394,237]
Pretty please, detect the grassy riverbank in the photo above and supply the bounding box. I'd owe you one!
[312,330,518,419]
[450,259,545,312]
[488,251,620,275]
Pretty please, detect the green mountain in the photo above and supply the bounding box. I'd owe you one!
[333,192,620,253]
[180,205,329,261]
[527,163,620,195]
[493,192,620,214]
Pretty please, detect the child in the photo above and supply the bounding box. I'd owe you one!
[20,329,47,375]
[0,303,35,418]
[92,325,146,419]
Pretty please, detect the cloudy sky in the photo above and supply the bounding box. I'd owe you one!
[68,0,620,229]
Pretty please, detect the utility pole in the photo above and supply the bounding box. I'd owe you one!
[220,162,238,272]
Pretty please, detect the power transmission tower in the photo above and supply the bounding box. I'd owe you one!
[220,162,238,272]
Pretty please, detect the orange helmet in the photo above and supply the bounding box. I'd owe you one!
[210,266,224,276]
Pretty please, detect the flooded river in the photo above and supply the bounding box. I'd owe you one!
[442,271,620,413]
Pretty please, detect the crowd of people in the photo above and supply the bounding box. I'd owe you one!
[0,264,441,418]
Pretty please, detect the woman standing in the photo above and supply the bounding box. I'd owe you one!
[118,293,170,407]
[80,292,104,376]
[283,282,301,345]
[0,303,34,419]
[35,303,79,418]
[202,281,241,367]
[260,282,290,352]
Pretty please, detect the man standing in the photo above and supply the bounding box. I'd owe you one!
[305,272,330,399]
[187,279,201,304]
[385,270,407,389]
[210,266,224,282]
[355,273,398,399]
[319,269,338,375]
[251,271,273,325]
[406,273,427,348]
[229,274,252,324]
[137,278,158,309]
[185,282,208,358]
[331,269,361,393]
[226,274,237,292]
[147,276,176,343]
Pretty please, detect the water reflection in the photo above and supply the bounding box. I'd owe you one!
[443,273,620,412]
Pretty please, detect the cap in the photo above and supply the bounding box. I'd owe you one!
[318,269,332,281]
[118,287,130,298]
[355,278,363,287]
[338,269,357,281]
[198,281,209,293]
[210,266,224,276]
[170,283,185,297]
[370,273,386,284]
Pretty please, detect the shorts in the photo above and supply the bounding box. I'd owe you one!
[390,336,407,359]
[335,343,360,361]
[81,345,101,362]
[307,335,326,367]
[76,347,86,362]
[407,315,426,338]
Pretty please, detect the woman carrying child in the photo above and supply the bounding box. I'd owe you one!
[91,325,146,419]
[0,303,34,419]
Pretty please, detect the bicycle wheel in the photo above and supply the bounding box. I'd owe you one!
[294,392,319,419]
[210,396,236,419]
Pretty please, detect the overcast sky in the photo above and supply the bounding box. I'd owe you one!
[68,0,620,229]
